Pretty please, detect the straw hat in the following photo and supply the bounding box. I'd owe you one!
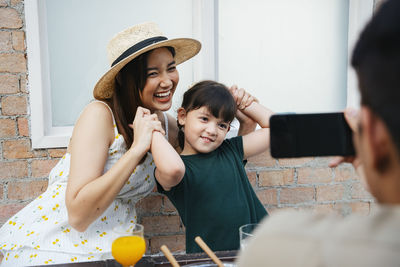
[93,22,201,100]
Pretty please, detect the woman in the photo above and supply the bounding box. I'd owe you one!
[0,22,254,266]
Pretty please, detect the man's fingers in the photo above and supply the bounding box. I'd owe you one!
[344,108,359,132]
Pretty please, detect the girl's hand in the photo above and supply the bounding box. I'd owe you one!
[229,85,258,110]
[129,107,165,153]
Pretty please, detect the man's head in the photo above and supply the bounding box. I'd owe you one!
[351,0,400,202]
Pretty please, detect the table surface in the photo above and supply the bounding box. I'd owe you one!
[32,250,238,267]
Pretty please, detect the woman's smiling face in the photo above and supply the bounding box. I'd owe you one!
[140,47,179,112]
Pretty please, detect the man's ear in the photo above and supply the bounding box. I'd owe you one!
[362,107,392,173]
[177,107,187,126]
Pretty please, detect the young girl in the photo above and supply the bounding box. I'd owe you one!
[151,80,274,253]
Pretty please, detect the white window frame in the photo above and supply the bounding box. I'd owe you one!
[25,0,373,148]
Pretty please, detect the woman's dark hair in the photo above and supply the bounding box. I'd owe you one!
[177,80,237,149]
[105,46,175,148]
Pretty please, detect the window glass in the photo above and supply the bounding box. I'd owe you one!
[218,0,349,113]
[43,0,193,126]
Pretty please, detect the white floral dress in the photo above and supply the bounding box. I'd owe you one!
[0,102,167,266]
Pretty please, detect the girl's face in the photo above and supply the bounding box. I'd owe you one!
[178,106,231,155]
[140,47,179,112]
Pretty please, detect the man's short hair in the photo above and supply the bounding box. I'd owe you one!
[351,0,400,153]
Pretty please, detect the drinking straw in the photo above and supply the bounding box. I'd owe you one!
[160,245,180,267]
[194,236,225,267]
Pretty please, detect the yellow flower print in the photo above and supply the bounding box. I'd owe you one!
[101,216,107,222]
[18,223,24,229]
[52,204,60,211]
[42,215,48,221]
[74,244,79,247]
[62,155,66,159]
[114,205,119,211]
[126,180,130,185]
[145,174,150,181]
[34,245,40,249]
[1,244,6,249]
[44,259,54,264]
[115,134,121,139]
[88,256,94,260]
[113,124,116,128]
[59,171,63,176]
[30,254,38,258]
[52,239,60,245]
[95,246,103,252]
[10,244,17,250]
[37,206,43,210]
[63,228,71,233]
[14,254,19,259]
[52,192,60,198]
[8,220,16,226]
[38,195,42,199]
[81,239,88,245]
[26,231,35,236]
[99,232,107,237]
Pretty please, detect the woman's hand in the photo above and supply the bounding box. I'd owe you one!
[229,85,258,110]
[129,107,165,153]
[229,85,258,135]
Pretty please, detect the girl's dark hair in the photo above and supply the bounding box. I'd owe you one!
[178,80,237,149]
[105,47,175,148]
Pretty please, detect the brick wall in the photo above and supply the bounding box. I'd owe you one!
[0,0,379,259]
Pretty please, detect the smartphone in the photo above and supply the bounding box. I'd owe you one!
[270,112,355,158]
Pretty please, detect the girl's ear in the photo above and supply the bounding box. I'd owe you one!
[177,107,187,126]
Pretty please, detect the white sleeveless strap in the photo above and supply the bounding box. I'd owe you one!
[92,100,119,136]
[163,112,169,139]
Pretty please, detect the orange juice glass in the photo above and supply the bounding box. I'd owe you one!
[111,224,146,267]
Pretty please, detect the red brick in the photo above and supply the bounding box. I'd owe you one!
[334,164,356,182]
[11,0,23,6]
[0,74,19,94]
[0,53,26,73]
[247,150,276,168]
[351,182,373,199]
[48,148,67,158]
[8,180,48,200]
[280,187,314,204]
[316,184,345,202]
[0,0,7,7]
[0,118,16,138]
[11,31,25,51]
[3,139,47,159]
[259,169,294,186]
[20,74,27,93]
[0,31,12,50]
[163,197,178,213]
[278,157,313,167]
[349,202,370,215]
[256,188,277,205]
[266,206,298,214]
[17,117,28,136]
[136,195,162,214]
[297,167,332,184]
[1,95,27,115]
[141,215,182,235]
[149,235,185,254]
[31,159,59,178]
[246,171,256,187]
[0,183,3,199]
[0,160,28,178]
[0,203,25,225]
[0,8,22,29]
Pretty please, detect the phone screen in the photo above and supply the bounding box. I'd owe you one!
[270,112,355,158]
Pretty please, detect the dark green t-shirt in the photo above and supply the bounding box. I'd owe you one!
[157,136,267,253]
